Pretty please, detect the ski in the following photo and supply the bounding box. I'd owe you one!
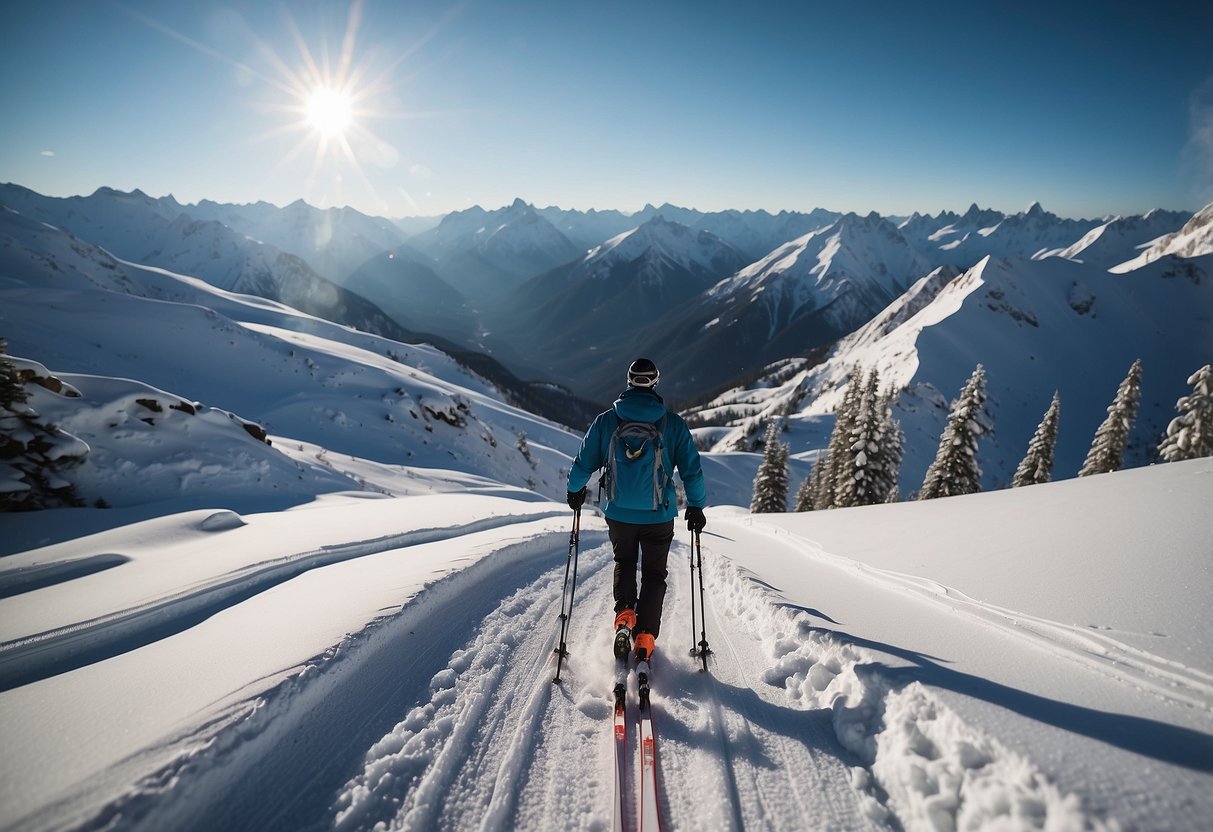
[636,655,662,832]
[612,656,628,832]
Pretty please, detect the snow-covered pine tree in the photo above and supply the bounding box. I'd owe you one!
[1013,391,1061,487]
[794,463,817,512]
[750,420,789,513]
[819,369,865,510]
[876,389,905,502]
[1158,364,1213,462]
[1079,359,1143,477]
[810,449,831,509]
[920,364,988,500]
[836,369,901,507]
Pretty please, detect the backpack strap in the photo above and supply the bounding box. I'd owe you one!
[651,413,670,509]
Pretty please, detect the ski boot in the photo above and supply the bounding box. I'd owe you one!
[613,608,637,660]
[634,632,655,710]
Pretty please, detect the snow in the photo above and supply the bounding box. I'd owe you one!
[694,246,1212,494]
[2,455,1209,831]
[2,193,1212,831]
[583,215,743,280]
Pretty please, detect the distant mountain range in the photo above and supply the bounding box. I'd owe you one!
[0,184,602,428]
[685,244,1212,491]
[2,181,1208,494]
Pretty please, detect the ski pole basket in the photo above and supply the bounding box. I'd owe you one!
[688,529,712,672]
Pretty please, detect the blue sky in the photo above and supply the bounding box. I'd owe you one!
[2,0,1211,219]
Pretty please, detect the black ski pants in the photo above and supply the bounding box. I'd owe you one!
[607,518,675,638]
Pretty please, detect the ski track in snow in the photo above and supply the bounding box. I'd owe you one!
[49,526,604,832]
[333,534,873,832]
[703,525,1110,832]
[45,517,1173,831]
[0,511,563,692]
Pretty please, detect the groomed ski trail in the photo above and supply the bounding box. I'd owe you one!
[336,529,872,831]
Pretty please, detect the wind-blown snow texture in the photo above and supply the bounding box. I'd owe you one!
[1,187,1211,831]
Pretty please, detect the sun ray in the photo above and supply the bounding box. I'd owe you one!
[125,0,470,213]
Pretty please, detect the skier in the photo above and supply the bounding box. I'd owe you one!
[566,358,708,663]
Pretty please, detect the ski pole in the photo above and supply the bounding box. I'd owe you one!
[688,530,699,661]
[693,529,712,672]
[553,507,581,684]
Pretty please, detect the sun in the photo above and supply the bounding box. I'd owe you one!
[305,87,354,139]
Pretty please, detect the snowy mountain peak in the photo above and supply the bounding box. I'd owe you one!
[961,203,1003,225]
[584,215,743,278]
[1111,201,1213,272]
[706,211,934,338]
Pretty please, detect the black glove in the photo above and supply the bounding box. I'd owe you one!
[567,487,587,510]
[685,506,706,532]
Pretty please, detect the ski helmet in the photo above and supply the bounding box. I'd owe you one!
[626,358,660,389]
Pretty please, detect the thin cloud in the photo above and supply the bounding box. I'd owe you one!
[40,150,55,157]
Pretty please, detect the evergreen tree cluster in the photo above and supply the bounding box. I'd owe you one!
[1,339,90,511]
[791,367,904,511]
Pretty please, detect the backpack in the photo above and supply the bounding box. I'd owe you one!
[604,414,670,511]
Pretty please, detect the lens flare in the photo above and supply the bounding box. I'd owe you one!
[306,87,354,138]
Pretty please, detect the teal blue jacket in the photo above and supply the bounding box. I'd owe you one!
[567,388,707,524]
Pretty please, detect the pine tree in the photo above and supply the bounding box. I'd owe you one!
[863,376,905,505]
[1158,364,1213,462]
[1079,359,1143,477]
[750,421,789,513]
[920,364,989,500]
[1013,391,1061,487]
[794,463,817,512]
[819,369,865,510]
[810,448,831,510]
[836,370,900,507]
[877,392,905,502]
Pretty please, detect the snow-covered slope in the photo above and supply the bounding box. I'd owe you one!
[184,197,411,284]
[0,188,413,343]
[480,216,752,398]
[0,209,578,506]
[10,359,358,509]
[914,202,1108,267]
[613,213,937,404]
[897,203,1006,253]
[536,205,638,253]
[2,183,1211,832]
[1,205,762,518]
[581,215,750,282]
[342,244,476,338]
[692,248,1213,490]
[1111,202,1213,272]
[516,202,843,268]
[688,207,840,261]
[1033,209,1190,270]
[408,199,582,299]
[707,211,936,336]
[1,447,1207,830]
